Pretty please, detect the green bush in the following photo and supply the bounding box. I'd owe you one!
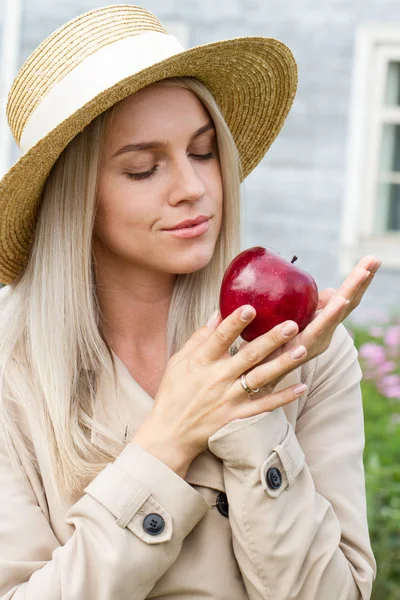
[349,323,400,600]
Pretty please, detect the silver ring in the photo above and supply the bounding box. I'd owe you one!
[240,373,260,396]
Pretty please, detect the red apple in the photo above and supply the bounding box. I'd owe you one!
[219,246,319,342]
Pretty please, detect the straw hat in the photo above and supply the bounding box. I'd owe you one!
[0,4,298,285]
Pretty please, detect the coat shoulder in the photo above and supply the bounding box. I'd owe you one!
[298,323,360,416]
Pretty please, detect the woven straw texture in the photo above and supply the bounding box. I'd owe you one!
[0,4,298,284]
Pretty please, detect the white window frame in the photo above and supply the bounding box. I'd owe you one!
[0,0,22,179]
[340,23,400,274]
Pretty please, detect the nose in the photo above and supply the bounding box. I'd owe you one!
[167,154,207,206]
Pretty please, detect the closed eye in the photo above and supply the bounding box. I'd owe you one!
[191,152,216,160]
[125,151,217,181]
[125,166,158,180]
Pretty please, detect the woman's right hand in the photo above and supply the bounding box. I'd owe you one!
[132,305,308,472]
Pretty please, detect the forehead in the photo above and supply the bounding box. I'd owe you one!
[109,83,210,135]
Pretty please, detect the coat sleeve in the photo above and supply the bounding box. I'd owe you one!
[208,324,376,600]
[0,439,210,599]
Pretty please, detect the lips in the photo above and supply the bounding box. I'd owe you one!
[164,216,210,230]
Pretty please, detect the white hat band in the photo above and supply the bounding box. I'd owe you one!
[20,31,184,154]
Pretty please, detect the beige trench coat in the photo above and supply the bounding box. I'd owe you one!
[0,322,376,599]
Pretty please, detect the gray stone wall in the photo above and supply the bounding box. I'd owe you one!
[6,0,400,319]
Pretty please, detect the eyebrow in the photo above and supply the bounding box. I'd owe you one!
[112,121,215,158]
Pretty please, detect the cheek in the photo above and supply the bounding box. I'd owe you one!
[94,177,150,243]
[209,163,223,209]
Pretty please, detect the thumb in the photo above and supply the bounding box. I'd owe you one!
[206,309,221,330]
[179,310,222,358]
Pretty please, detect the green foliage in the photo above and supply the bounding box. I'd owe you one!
[350,325,400,600]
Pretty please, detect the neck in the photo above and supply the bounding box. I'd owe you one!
[94,258,176,360]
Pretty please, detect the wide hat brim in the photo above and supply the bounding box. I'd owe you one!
[0,36,297,284]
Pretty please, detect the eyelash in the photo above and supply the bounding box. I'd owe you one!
[125,152,217,181]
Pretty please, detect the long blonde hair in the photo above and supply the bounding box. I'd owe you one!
[0,77,242,503]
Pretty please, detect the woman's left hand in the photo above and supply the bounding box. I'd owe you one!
[236,255,382,393]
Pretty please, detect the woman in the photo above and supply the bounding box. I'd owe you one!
[0,4,380,599]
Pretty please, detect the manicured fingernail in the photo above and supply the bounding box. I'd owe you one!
[241,306,255,321]
[293,384,307,395]
[282,321,298,336]
[206,310,219,327]
[291,345,306,360]
[373,259,382,271]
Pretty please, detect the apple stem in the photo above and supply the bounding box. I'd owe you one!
[291,255,298,264]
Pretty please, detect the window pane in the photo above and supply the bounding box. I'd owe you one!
[375,183,400,232]
[380,124,400,171]
[385,61,400,105]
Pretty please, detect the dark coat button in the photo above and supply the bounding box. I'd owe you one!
[266,467,282,490]
[216,492,229,518]
[143,513,165,535]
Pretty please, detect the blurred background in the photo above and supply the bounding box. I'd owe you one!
[0,1,399,598]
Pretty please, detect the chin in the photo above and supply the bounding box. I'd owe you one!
[170,245,216,274]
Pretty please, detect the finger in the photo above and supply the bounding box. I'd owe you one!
[352,270,376,304]
[236,342,307,393]
[347,260,381,311]
[177,310,224,360]
[228,320,300,377]
[236,382,308,418]
[346,274,374,313]
[301,295,350,341]
[330,257,380,305]
[329,267,370,303]
[317,288,336,310]
[196,305,256,363]
[355,255,380,272]
[206,311,223,332]
[328,259,382,320]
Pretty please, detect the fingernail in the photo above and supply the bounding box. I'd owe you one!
[206,310,219,328]
[240,306,255,321]
[291,345,307,360]
[282,321,298,336]
[293,383,307,396]
[373,259,382,271]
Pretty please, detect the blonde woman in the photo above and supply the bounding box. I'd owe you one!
[0,5,379,600]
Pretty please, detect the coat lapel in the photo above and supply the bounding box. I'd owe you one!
[90,351,226,493]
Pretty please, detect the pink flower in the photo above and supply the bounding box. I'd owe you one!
[377,373,400,399]
[380,374,400,387]
[384,326,400,348]
[376,361,396,375]
[368,326,384,338]
[359,342,386,366]
[380,386,400,399]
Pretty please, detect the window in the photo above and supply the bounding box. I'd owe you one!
[373,53,400,233]
[340,24,400,273]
